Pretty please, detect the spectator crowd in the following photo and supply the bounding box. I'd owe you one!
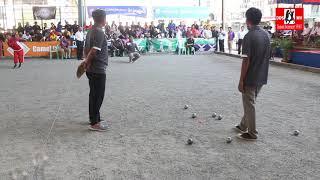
[0,19,319,60]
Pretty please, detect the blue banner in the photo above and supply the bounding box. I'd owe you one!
[153,7,210,19]
[87,6,147,18]
[277,0,320,4]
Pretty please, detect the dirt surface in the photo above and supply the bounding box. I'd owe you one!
[0,54,319,180]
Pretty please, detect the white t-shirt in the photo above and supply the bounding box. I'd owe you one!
[75,31,84,41]
[218,31,225,40]
[301,27,311,36]
[203,29,212,39]
[310,27,319,35]
[238,30,247,40]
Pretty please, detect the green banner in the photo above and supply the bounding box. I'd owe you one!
[134,38,216,52]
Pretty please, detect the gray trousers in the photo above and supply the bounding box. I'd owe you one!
[129,52,140,62]
[239,86,262,137]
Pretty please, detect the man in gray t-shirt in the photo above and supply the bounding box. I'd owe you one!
[82,9,109,132]
[236,7,270,140]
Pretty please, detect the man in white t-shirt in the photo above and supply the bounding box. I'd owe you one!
[301,23,311,36]
[218,27,226,52]
[75,27,84,60]
[237,26,247,55]
[203,26,212,39]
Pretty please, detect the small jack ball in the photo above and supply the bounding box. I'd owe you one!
[192,113,197,118]
[184,105,189,109]
[226,137,232,143]
[293,130,300,136]
[212,113,217,118]
[217,115,223,120]
[187,138,193,145]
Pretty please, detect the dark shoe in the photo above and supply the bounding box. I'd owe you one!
[234,125,246,133]
[237,133,257,141]
[18,63,22,68]
[13,64,17,69]
[88,123,108,132]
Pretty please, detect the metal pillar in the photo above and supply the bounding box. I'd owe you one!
[13,0,16,28]
[221,0,224,28]
[22,6,24,26]
[78,0,83,27]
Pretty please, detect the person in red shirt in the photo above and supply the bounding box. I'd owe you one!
[8,33,24,68]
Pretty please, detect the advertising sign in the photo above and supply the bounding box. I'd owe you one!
[276,8,304,30]
[87,6,147,18]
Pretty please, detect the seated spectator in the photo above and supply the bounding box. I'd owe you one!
[308,22,320,45]
[157,20,166,38]
[126,37,140,63]
[118,22,125,35]
[176,27,182,39]
[65,21,72,32]
[110,34,125,57]
[33,30,43,42]
[63,30,71,39]
[50,22,56,30]
[203,25,212,39]
[191,25,200,38]
[122,34,130,45]
[168,20,176,38]
[186,27,192,38]
[72,21,79,35]
[24,22,32,34]
[59,36,71,59]
[111,21,117,32]
[22,32,32,41]
[105,22,111,36]
[178,22,187,38]
[33,22,41,32]
[301,23,311,37]
[185,35,195,55]
[42,23,50,38]
[150,21,158,38]
[17,23,24,34]
[56,22,62,33]
[49,30,58,41]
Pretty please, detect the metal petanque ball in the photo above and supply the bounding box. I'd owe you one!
[293,130,300,136]
[226,137,232,143]
[217,115,223,120]
[212,113,217,118]
[192,113,197,118]
[187,138,193,145]
[184,105,189,109]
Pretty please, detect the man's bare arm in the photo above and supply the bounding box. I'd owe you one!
[238,57,250,93]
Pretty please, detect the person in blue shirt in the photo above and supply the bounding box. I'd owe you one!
[168,20,176,38]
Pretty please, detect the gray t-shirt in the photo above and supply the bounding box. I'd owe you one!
[85,26,108,74]
[242,26,271,86]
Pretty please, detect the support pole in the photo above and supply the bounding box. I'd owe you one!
[59,7,61,23]
[222,0,224,28]
[13,0,16,29]
[78,0,83,27]
[22,6,24,26]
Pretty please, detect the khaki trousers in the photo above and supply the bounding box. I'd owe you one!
[239,86,262,137]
